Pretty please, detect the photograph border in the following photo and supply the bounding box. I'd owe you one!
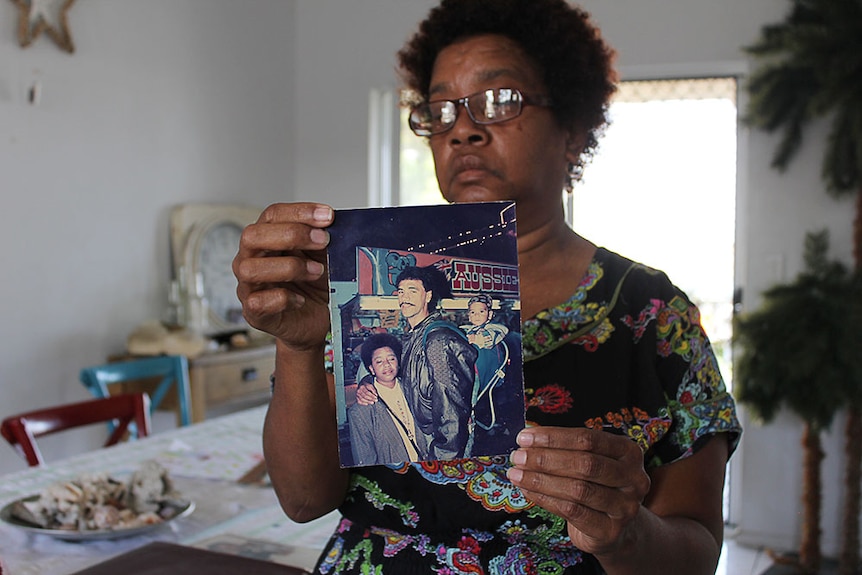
[326,202,525,467]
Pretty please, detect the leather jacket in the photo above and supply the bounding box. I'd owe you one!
[402,312,478,460]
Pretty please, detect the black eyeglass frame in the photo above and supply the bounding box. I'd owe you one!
[408,88,553,137]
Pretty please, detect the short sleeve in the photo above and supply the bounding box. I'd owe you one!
[644,290,741,468]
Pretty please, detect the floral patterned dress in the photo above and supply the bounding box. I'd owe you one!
[312,248,742,575]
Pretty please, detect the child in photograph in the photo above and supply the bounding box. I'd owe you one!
[347,333,426,466]
[461,294,511,430]
[460,294,509,350]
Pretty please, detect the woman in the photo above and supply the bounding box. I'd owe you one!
[233,0,742,573]
[348,333,425,465]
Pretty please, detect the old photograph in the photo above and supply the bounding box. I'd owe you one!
[327,202,525,467]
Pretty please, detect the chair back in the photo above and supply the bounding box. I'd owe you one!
[0,393,152,467]
[80,355,192,426]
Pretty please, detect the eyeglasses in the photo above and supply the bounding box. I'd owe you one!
[408,88,553,136]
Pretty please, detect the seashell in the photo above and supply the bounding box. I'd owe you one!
[10,499,50,528]
[90,505,121,530]
[126,460,174,514]
[9,461,178,531]
[132,511,162,526]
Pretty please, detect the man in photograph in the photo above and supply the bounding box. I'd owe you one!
[395,265,478,460]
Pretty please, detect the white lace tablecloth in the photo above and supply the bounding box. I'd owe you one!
[0,406,339,575]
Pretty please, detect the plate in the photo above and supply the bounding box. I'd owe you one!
[0,496,195,541]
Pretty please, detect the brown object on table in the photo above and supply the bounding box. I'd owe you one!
[186,343,276,422]
[69,541,310,574]
[237,459,269,485]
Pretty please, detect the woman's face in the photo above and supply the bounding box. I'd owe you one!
[427,34,580,227]
[369,346,399,384]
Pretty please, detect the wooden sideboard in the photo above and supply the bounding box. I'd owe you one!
[186,343,275,422]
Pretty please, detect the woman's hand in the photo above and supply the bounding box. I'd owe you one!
[506,427,651,557]
[232,202,333,349]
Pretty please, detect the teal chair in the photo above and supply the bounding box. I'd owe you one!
[80,355,192,427]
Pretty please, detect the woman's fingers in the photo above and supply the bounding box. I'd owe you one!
[258,202,334,227]
[510,428,647,484]
[506,427,651,555]
[231,202,335,346]
[235,253,326,287]
[237,222,329,255]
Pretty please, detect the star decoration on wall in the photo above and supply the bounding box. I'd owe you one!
[12,0,77,53]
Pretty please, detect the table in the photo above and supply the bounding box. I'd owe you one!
[0,406,339,575]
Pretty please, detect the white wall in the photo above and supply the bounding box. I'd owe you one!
[0,0,856,559]
[291,0,436,208]
[0,0,294,473]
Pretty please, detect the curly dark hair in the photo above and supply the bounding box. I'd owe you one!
[396,265,452,311]
[397,0,618,180]
[360,332,403,371]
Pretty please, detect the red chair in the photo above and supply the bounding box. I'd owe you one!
[0,393,152,467]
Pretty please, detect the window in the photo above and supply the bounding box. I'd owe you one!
[570,77,737,385]
[399,108,445,206]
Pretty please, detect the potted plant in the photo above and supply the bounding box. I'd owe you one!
[743,1,862,572]
[734,231,862,574]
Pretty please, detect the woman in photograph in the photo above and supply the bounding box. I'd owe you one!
[347,333,425,465]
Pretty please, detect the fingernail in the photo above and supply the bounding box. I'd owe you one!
[516,430,534,447]
[313,206,333,222]
[307,260,324,276]
[310,228,328,244]
[510,449,526,465]
[506,468,523,483]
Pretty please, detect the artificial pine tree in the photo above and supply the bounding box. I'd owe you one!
[743,1,862,572]
[734,232,862,574]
